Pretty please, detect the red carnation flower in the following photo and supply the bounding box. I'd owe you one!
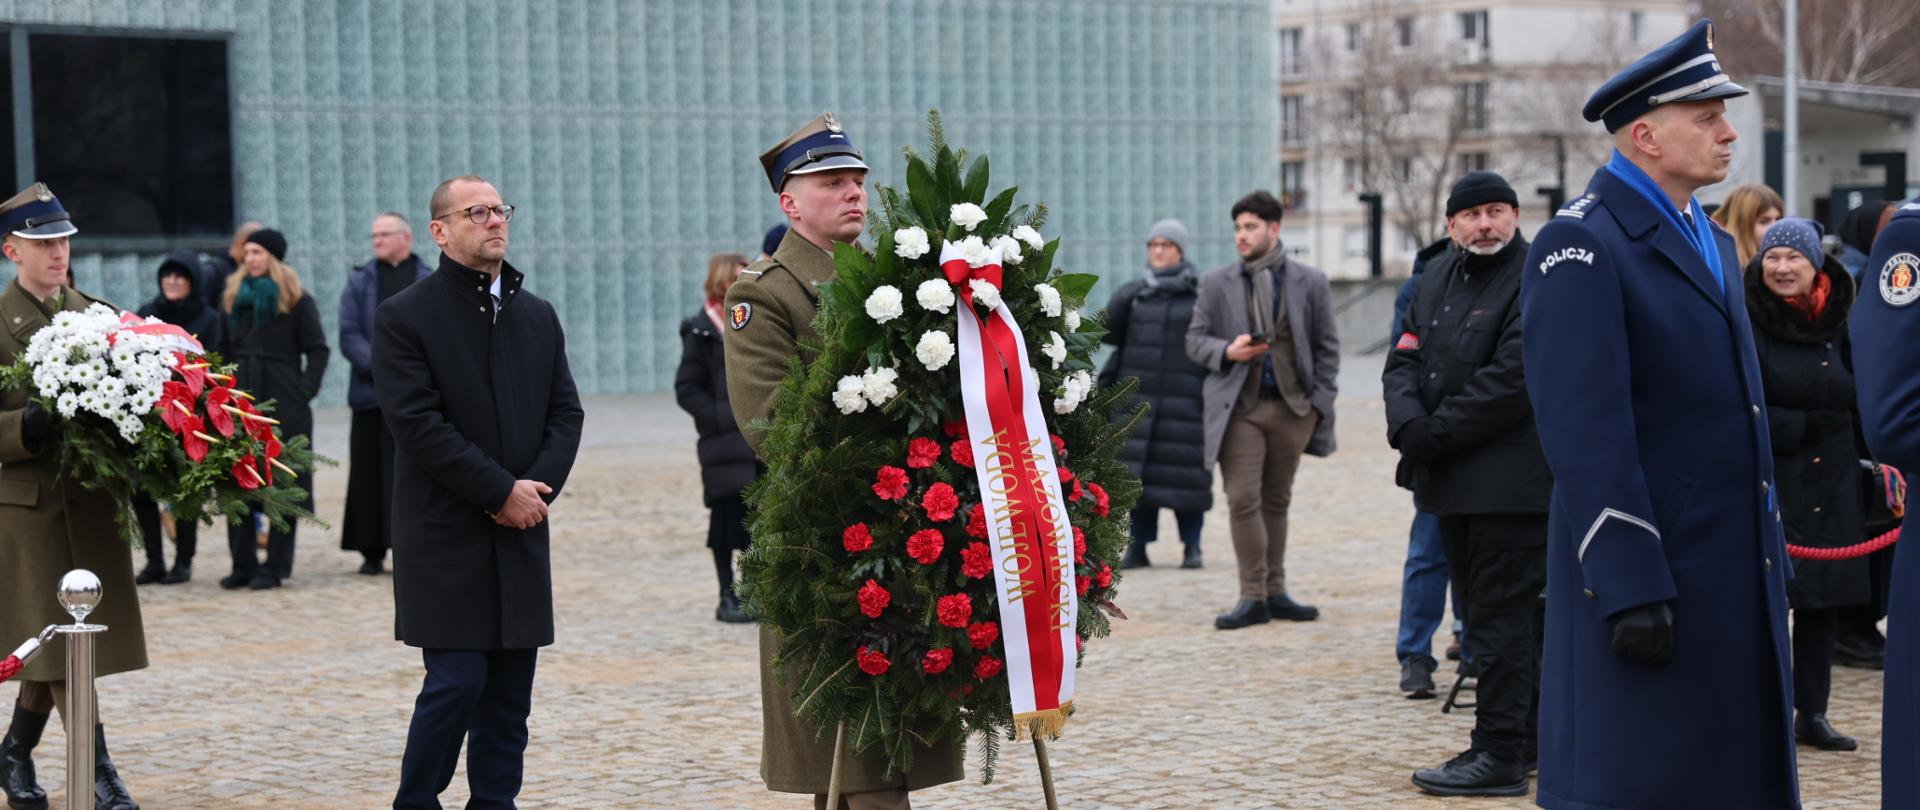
[937,593,973,628]
[907,437,943,469]
[923,647,954,675]
[906,529,945,565]
[922,482,960,522]
[1072,526,1087,563]
[965,504,988,538]
[960,542,994,579]
[950,439,974,468]
[974,655,1004,680]
[1051,434,1067,458]
[857,646,890,676]
[1067,479,1085,502]
[1088,483,1110,517]
[968,621,1000,650]
[1096,564,1113,588]
[873,466,910,500]
[842,523,874,553]
[857,579,891,618]
[1058,467,1076,484]
[1076,575,1090,596]
[944,420,969,440]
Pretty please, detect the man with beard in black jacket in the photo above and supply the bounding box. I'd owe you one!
[1383,171,1551,796]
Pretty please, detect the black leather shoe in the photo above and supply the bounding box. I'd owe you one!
[715,592,753,624]
[1266,594,1320,622]
[358,560,385,575]
[92,725,137,810]
[1446,633,1463,661]
[133,561,165,586]
[1120,542,1150,570]
[1180,545,1202,569]
[218,573,250,590]
[248,570,281,591]
[1400,657,1437,699]
[2,703,49,809]
[161,563,191,585]
[1214,599,1270,630]
[1412,749,1529,797]
[1796,712,1858,751]
[1834,635,1886,670]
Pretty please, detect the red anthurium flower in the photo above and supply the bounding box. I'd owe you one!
[232,455,263,490]
[906,529,945,565]
[922,482,959,522]
[906,437,943,469]
[180,416,210,462]
[960,542,993,579]
[205,387,236,437]
[264,433,284,460]
[922,647,954,675]
[234,397,272,441]
[873,466,909,500]
[158,382,196,434]
[174,353,208,398]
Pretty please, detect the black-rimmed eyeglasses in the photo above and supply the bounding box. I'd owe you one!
[433,203,516,224]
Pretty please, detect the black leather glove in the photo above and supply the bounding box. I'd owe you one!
[1393,418,1448,464]
[20,400,52,451]
[1610,602,1674,665]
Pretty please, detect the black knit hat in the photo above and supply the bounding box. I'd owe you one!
[245,228,288,261]
[1446,171,1519,217]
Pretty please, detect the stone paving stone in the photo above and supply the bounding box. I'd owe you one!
[6,357,1884,808]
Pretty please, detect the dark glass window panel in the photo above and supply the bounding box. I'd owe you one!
[0,32,14,195]
[28,33,231,237]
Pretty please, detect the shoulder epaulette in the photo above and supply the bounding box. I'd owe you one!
[740,269,766,278]
[1557,193,1600,220]
[1902,201,1920,212]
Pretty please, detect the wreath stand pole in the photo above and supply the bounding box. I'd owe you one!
[824,721,848,809]
[1032,727,1060,810]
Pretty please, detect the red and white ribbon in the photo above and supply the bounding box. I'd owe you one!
[112,312,205,355]
[946,240,1078,738]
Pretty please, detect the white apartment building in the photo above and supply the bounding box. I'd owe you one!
[1274,0,1696,278]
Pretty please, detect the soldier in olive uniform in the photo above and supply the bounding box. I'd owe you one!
[725,114,964,809]
[0,184,145,810]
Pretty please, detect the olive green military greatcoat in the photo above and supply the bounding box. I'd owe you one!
[724,231,965,795]
[0,279,148,681]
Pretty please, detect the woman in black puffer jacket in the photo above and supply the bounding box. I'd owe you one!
[1100,219,1214,570]
[1745,218,1873,753]
[675,253,761,623]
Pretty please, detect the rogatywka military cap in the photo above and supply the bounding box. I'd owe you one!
[760,112,869,192]
[0,182,77,239]
[1584,19,1748,133]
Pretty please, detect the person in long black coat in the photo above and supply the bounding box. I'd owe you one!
[219,228,329,591]
[131,250,227,585]
[675,252,760,624]
[375,176,583,809]
[1101,219,1213,570]
[1745,218,1872,752]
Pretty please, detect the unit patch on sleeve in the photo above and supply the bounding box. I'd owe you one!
[1881,253,1920,307]
[1395,332,1422,350]
[729,302,754,329]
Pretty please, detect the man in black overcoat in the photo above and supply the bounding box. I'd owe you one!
[374,174,584,809]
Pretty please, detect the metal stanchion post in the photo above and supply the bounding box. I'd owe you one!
[54,570,105,810]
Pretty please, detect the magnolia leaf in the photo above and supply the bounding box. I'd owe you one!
[981,186,1018,234]
[905,158,940,226]
[1048,272,1100,304]
[961,154,990,203]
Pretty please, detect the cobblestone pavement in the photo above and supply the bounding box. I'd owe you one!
[12,357,1882,808]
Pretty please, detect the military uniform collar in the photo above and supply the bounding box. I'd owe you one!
[1,278,55,340]
[771,229,842,293]
[436,252,524,305]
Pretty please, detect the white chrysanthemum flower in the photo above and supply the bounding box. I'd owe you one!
[991,235,1023,266]
[916,279,955,314]
[861,366,900,406]
[1033,283,1062,317]
[950,203,988,232]
[55,392,79,417]
[969,280,1002,311]
[1041,331,1068,369]
[1013,225,1045,252]
[864,285,905,324]
[1065,310,1082,332]
[894,227,931,260]
[832,375,870,414]
[916,330,956,371]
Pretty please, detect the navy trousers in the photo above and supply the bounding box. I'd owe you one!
[394,648,538,810]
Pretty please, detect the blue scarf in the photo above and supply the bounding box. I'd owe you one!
[1603,150,1724,292]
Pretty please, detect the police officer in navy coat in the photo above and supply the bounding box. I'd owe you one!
[1520,21,1798,810]
[1848,195,1920,808]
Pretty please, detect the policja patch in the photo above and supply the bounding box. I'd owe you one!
[730,302,753,329]
[1882,253,1920,307]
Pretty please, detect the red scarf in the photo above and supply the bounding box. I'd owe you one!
[1784,272,1832,322]
[704,298,726,336]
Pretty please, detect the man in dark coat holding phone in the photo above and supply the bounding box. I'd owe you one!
[374,174,585,809]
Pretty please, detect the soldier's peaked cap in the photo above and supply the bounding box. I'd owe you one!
[1584,20,1747,133]
[0,183,76,239]
[760,112,868,193]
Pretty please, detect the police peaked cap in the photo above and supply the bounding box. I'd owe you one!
[1584,20,1748,133]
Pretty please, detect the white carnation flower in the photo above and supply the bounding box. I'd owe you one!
[916,279,955,314]
[969,280,1003,311]
[1065,310,1082,331]
[1033,283,1062,317]
[956,236,993,268]
[1013,225,1045,252]
[1041,331,1068,369]
[1053,370,1094,414]
[864,285,905,324]
[916,330,956,371]
[861,366,900,406]
[832,375,870,415]
[950,203,988,232]
[991,235,1023,266]
[894,227,931,260]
